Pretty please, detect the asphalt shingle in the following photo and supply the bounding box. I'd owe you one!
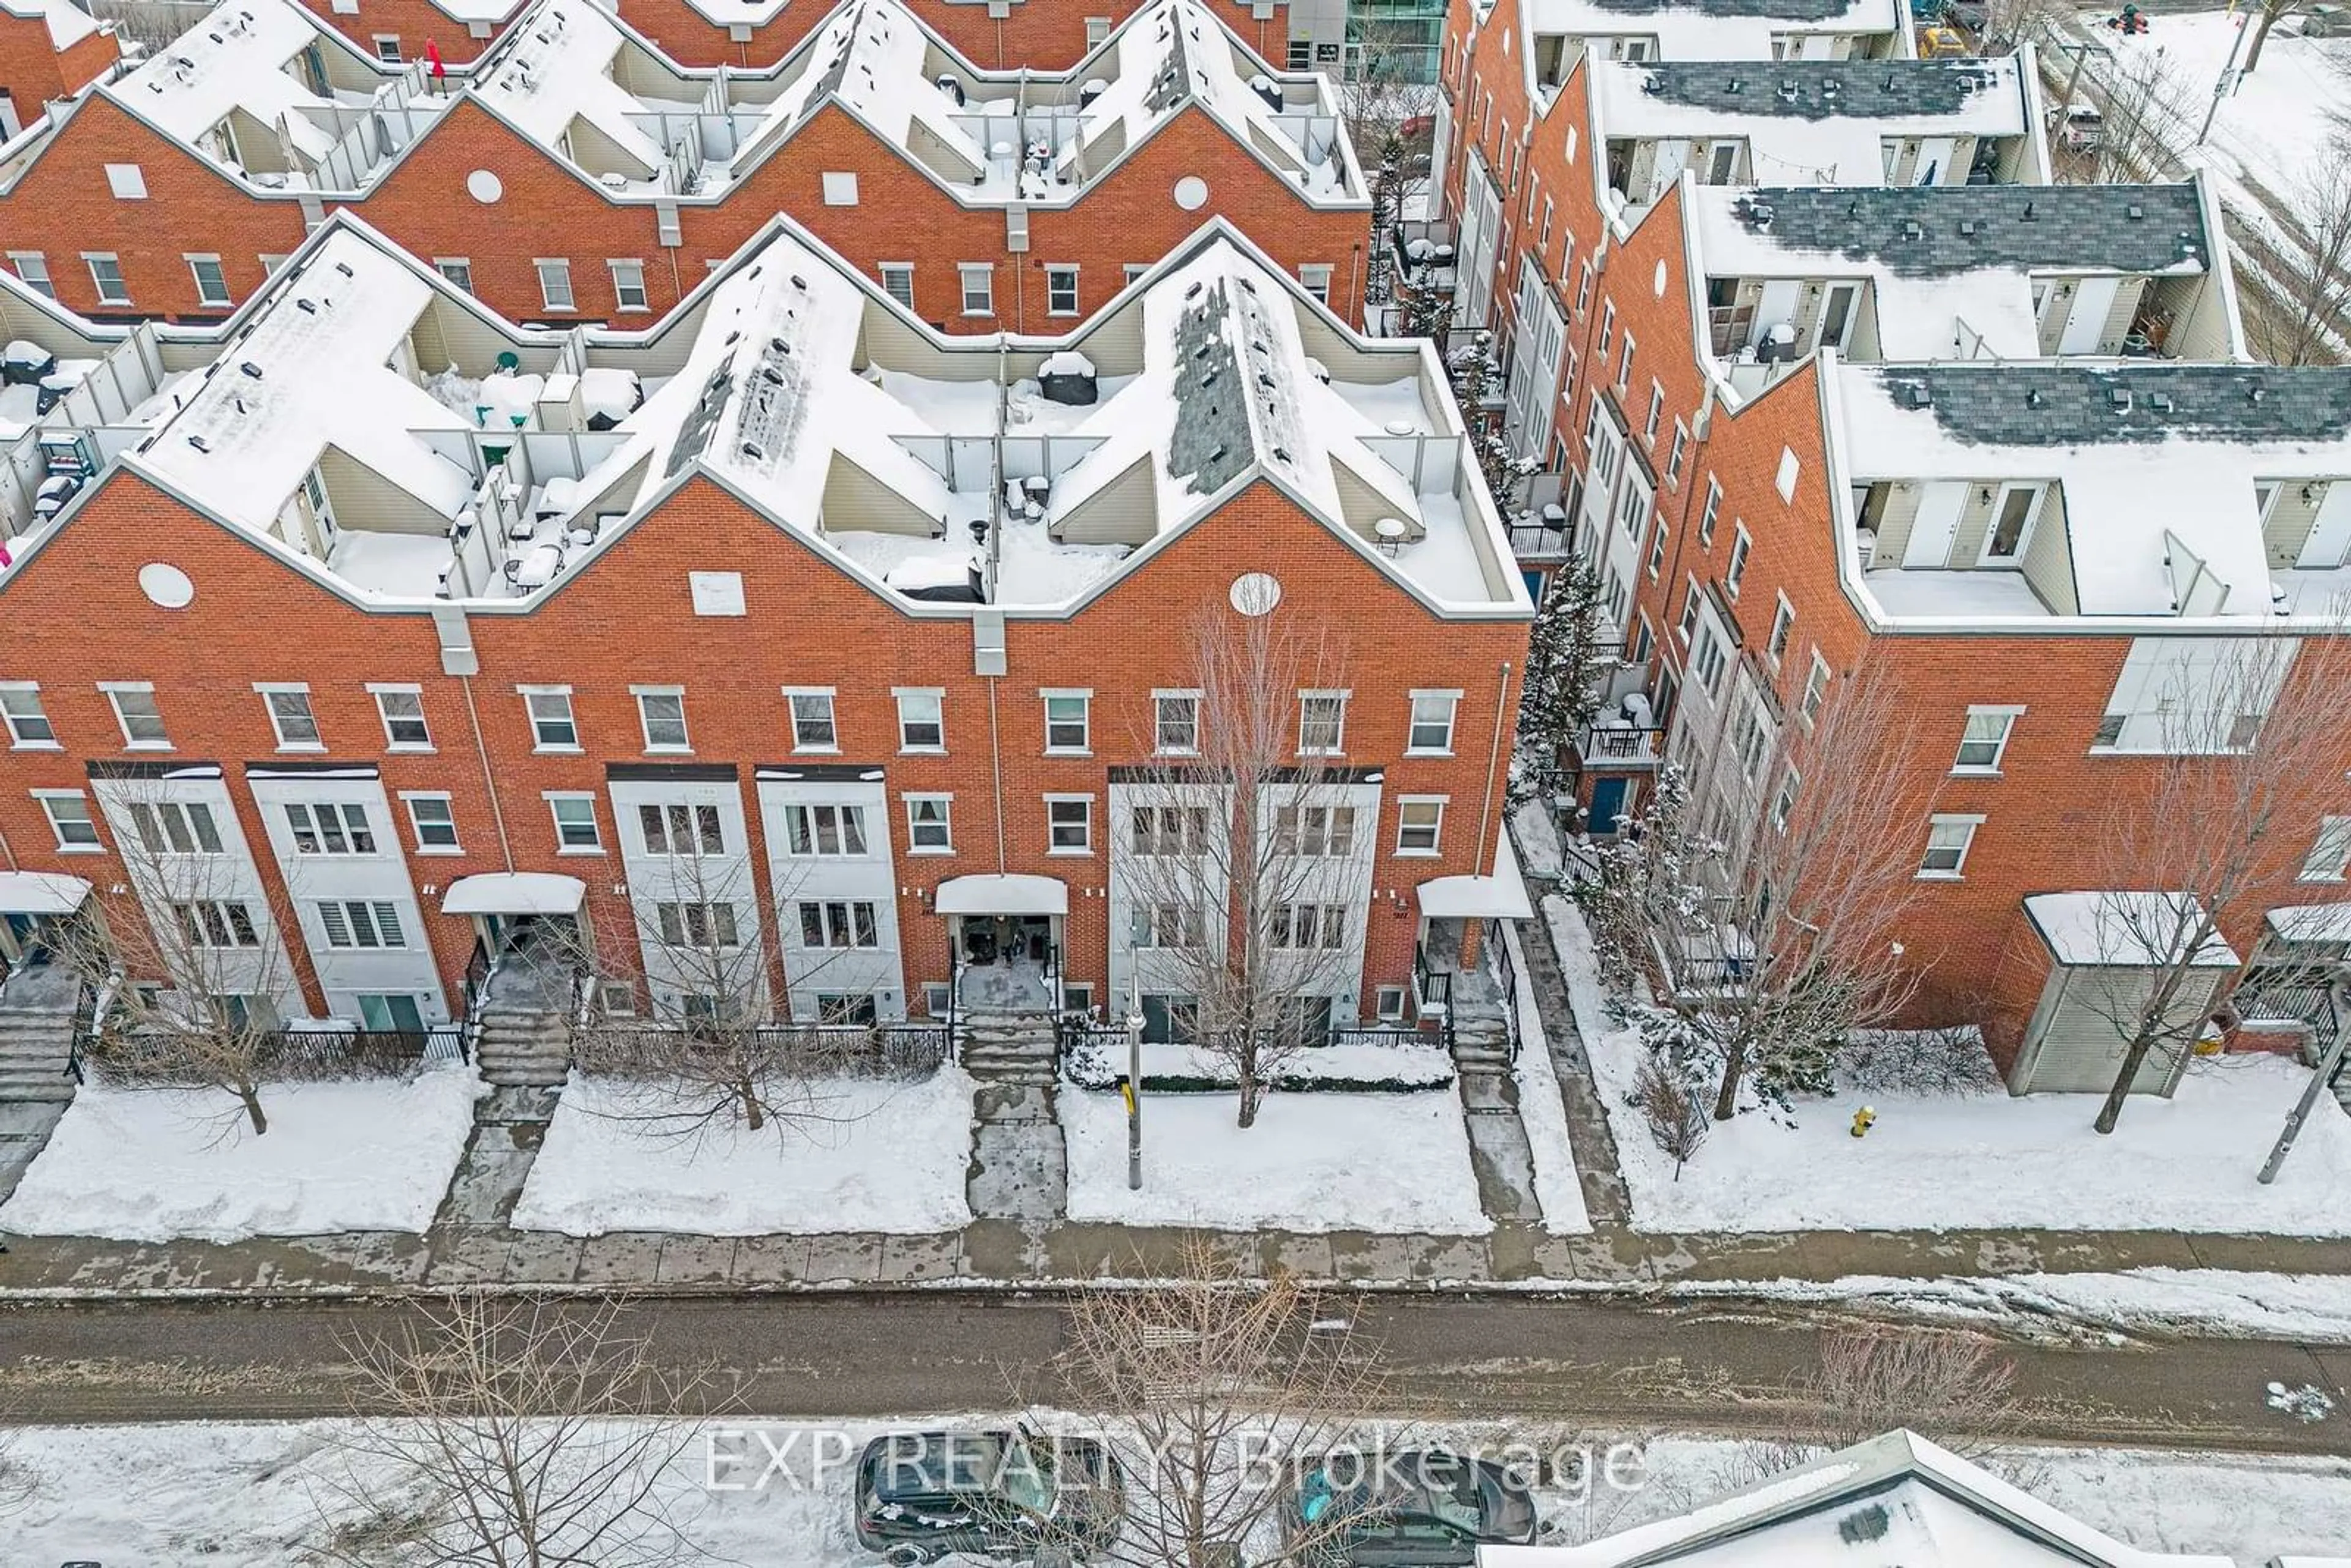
[1727,183,2209,277]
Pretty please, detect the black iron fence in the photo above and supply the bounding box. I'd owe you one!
[1493,928,1523,1063]
[579,1022,950,1079]
[78,1022,467,1086]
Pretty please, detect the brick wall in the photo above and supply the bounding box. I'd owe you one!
[294,0,514,63]
[0,13,121,133]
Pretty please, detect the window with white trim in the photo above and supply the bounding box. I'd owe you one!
[799,899,880,948]
[1595,299,1614,360]
[1725,526,1752,598]
[1045,264,1080,315]
[905,794,953,852]
[879,263,914,308]
[1772,768,1802,832]
[1666,421,1688,486]
[1154,691,1199,754]
[2300,817,2351,882]
[656,901,740,948]
[822,171,860,205]
[1299,263,1333,303]
[372,686,430,749]
[284,803,376,855]
[786,688,838,752]
[634,688,689,752]
[1298,691,1348,755]
[524,688,579,750]
[1130,902,1207,949]
[959,264,994,315]
[371,33,402,60]
[1952,706,2020,773]
[1678,577,1701,645]
[609,259,648,312]
[1643,383,1663,442]
[548,793,601,850]
[260,685,321,749]
[403,793,460,852]
[7,252,53,299]
[1766,595,1794,667]
[1272,902,1348,950]
[1275,803,1356,857]
[1047,795,1093,854]
[319,899,405,948]
[1406,690,1458,754]
[1919,814,1982,878]
[186,254,230,307]
[1646,519,1668,579]
[1698,476,1721,546]
[1131,804,1210,856]
[896,689,945,752]
[127,800,222,856]
[1396,797,1445,855]
[174,899,260,948]
[784,803,869,857]
[85,253,128,306]
[1802,653,1831,724]
[535,260,574,312]
[639,802,725,857]
[37,791,99,850]
[104,163,146,198]
[1042,691,1090,753]
[0,685,53,748]
[435,258,474,293]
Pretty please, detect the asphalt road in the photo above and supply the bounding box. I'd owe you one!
[1,1291,2346,1455]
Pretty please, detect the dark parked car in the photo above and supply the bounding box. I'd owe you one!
[853,1427,1123,1564]
[1284,1450,1540,1566]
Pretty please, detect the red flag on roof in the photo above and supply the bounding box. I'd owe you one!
[426,39,446,77]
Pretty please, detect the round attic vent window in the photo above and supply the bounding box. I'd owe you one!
[467,169,504,204]
[1174,175,1210,211]
[1653,258,1668,297]
[138,562,193,609]
[1229,571,1281,617]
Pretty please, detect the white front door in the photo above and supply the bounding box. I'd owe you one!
[2301,481,2351,568]
[2060,276,2122,354]
[1902,481,1968,568]
[1753,279,1802,346]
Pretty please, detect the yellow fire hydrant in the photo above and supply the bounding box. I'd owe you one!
[1850,1106,1878,1139]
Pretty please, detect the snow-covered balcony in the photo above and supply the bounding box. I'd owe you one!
[109,0,455,196]
[1592,54,2039,222]
[1832,359,2351,626]
[1691,181,2230,402]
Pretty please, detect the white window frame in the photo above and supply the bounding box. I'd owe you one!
[35,789,101,852]
[1766,594,1794,668]
[434,258,474,293]
[546,792,603,853]
[1978,481,2044,566]
[98,681,168,750]
[2302,817,2351,882]
[1298,690,1349,756]
[1952,705,2023,775]
[1041,689,1092,754]
[959,264,994,317]
[1044,264,1081,316]
[905,793,954,854]
[7,252,53,299]
[370,32,402,61]
[103,163,147,200]
[522,686,579,752]
[879,262,915,309]
[186,253,230,307]
[1298,263,1334,304]
[608,258,649,312]
[1396,796,1446,857]
[822,171,860,206]
[632,686,690,754]
[1046,794,1095,856]
[782,803,870,858]
[369,683,432,751]
[84,253,129,306]
[401,792,462,854]
[319,898,407,950]
[1802,653,1832,726]
[256,682,322,751]
[1698,476,1722,547]
[1918,814,1984,880]
[1406,689,1460,756]
[0,683,56,749]
[1726,525,1752,598]
[784,686,839,753]
[1153,689,1200,755]
[894,688,945,753]
[534,258,575,313]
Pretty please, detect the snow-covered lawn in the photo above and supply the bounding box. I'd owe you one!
[1540,895,2351,1235]
[0,1066,482,1242]
[1061,1088,1490,1234]
[10,1418,2351,1566]
[1500,918,1593,1235]
[510,1068,975,1237]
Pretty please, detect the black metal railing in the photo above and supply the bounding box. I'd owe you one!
[1326,1026,1433,1049]
[1507,520,1573,558]
[80,1022,466,1084]
[1413,942,1453,1015]
[1493,927,1523,1064]
[581,1022,950,1078]
[2235,978,2340,1037]
[1580,723,1663,762]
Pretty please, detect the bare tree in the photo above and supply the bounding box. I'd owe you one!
[316,1294,714,1568]
[56,784,310,1136]
[1632,1055,1711,1179]
[1117,607,1367,1128]
[2245,137,2351,367]
[2081,43,2194,184]
[1797,1325,2023,1459]
[1591,669,1931,1122]
[1050,1237,1389,1568]
[2241,0,2309,74]
[2081,632,2348,1133]
[1335,19,1441,178]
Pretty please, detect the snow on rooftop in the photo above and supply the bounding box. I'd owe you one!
[2025,891,2240,969]
[135,228,474,538]
[1523,0,1903,58]
[113,0,328,144]
[1833,361,2325,618]
[476,0,667,175]
[2,0,103,51]
[1594,57,2025,184]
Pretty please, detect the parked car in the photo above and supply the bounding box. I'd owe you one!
[2052,98,2105,151]
[1283,1449,1541,1566]
[852,1427,1123,1564]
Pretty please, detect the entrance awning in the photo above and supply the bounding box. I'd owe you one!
[2267,904,2351,945]
[935,874,1068,917]
[0,871,91,915]
[1414,836,1533,921]
[441,872,586,917]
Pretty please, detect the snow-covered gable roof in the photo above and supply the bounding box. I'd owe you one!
[474,0,669,176]
[1,0,103,52]
[110,0,331,146]
[132,227,475,533]
[1482,1430,2236,1566]
[2025,892,2240,968]
[1833,359,2351,616]
[1594,56,2026,182]
[1524,0,1905,56]
[727,0,988,180]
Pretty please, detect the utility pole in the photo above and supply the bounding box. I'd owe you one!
[2257,968,2351,1184]
[1125,982,1144,1190]
[2197,1,2255,147]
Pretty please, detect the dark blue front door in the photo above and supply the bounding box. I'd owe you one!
[1588,776,1629,835]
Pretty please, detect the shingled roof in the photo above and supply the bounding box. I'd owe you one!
[1582,0,1858,16]
[1630,57,2007,119]
[1725,183,2209,277]
[1870,362,2351,448]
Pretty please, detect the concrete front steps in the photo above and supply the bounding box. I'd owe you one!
[472,1010,573,1088]
[0,1009,78,1103]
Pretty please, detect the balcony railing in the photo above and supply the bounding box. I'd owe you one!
[1578,721,1663,765]
[1507,516,1573,560]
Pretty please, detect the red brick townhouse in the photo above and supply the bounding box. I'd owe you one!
[290,0,1297,72]
[0,0,119,143]
[0,212,1533,1045]
[0,0,1370,329]
[1425,0,2351,1087]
